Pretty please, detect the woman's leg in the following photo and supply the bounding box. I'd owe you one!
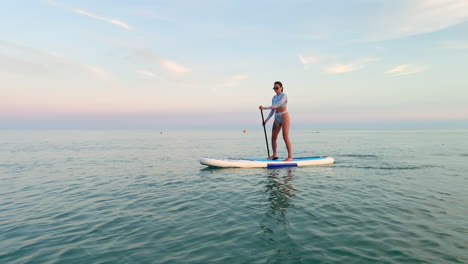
[269,119,282,159]
[281,113,293,161]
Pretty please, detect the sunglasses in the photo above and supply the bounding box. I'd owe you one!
[273,87,280,90]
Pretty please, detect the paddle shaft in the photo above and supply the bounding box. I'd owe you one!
[260,109,271,157]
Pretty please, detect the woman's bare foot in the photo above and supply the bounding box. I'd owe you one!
[284,157,293,161]
[267,155,278,160]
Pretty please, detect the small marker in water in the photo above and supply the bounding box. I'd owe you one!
[243,130,247,133]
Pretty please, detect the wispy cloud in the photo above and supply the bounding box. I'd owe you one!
[223,74,248,87]
[368,0,468,41]
[136,70,159,78]
[85,65,107,76]
[130,47,190,75]
[299,54,379,74]
[385,64,428,76]
[0,40,107,77]
[83,35,190,77]
[298,55,321,67]
[72,8,132,30]
[44,0,132,30]
[325,58,380,74]
[160,59,190,74]
[440,40,468,50]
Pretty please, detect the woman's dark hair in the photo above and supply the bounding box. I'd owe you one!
[274,81,283,92]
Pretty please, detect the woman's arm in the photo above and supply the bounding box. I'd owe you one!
[265,109,275,123]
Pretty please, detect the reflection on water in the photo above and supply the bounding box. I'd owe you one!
[259,168,302,262]
[265,168,296,221]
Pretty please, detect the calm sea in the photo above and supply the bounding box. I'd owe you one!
[1,129,467,264]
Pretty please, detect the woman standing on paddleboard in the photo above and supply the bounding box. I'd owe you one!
[259,81,293,161]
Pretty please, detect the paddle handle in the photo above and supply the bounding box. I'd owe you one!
[260,109,270,157]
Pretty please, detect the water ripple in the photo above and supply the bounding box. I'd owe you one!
[1,130,467,263]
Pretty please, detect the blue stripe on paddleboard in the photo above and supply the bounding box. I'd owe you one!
[248,156,326,162]
[267,163,298,167]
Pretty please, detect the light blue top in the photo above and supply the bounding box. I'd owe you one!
[265,93,287,122]
[266,93,288,110]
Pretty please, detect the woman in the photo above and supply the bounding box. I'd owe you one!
[259,81,293,161]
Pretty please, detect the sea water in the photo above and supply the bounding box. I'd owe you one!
[1,129,467,263]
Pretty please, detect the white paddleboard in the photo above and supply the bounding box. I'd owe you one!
[200,156,334,168]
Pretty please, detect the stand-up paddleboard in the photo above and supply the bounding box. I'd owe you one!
[200,156,334,168]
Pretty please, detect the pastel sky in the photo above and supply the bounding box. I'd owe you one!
[1,0,468,128]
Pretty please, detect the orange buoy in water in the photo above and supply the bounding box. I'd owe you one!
[243,130,247,133]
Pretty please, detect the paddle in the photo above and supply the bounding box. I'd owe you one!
[260,109,271,158]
